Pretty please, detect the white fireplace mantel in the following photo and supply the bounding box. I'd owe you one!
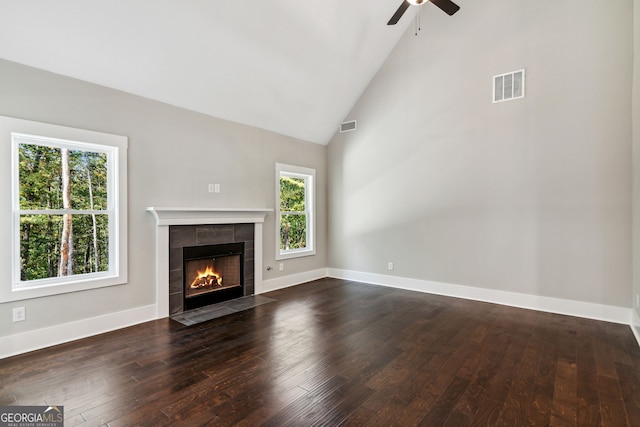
[147,207,272,226]
[147,207,272,318]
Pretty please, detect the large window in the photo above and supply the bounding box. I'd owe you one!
[276,163,315,260]
[1,116,127,302]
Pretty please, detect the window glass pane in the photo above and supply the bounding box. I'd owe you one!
[279,176,305,212]
[19,214,109,281]
[19,144,63,210]
[280,213,307,250]
[72,214,110,274]
[19,144,108,211]
[69,150,108,210]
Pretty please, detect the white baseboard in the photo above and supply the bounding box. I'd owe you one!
[632,310,640,347]
[0,304,156,359]
[258,268,328,294]
[328,268,631,325]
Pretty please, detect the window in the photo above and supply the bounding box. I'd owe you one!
[1,116,127,302]
[276,163,315,260]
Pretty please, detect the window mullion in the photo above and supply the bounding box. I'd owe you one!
[19,209,108,215]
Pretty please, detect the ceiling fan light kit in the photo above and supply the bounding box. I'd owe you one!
[387,0,460,26]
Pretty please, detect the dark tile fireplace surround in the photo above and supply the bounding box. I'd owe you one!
[169,223,255,315]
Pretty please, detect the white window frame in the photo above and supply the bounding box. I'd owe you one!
[275,163,316,260]
[1,116,128,302]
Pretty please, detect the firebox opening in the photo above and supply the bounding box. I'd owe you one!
[185,256,241,298]
[183,242,244,311]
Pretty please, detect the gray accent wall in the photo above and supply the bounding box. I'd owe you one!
[328,0,633,308]
[0,59,327,337]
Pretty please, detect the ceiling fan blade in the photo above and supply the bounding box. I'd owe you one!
[387,1,411,25]
[429,0,460,16]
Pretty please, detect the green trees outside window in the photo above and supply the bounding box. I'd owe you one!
[18,143,109,281]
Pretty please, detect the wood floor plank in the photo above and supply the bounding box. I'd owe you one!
[525,318,558,425]
[421,375,471,424]
[493,320,543,425]
[549,358,578,426]
[1,278,639,426]
[598,374,631,426]
[262,375,350,426]
[576,318,603,426]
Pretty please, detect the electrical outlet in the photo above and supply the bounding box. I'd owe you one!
[13,307,25,322]
[388,262,394,271]
[208,184,215,193]
[279,263,284,272]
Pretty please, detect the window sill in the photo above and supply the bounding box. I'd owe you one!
[1,274,127,303]
[276,248,316,261]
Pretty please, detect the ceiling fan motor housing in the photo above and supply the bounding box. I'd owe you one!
[388,0,460,26]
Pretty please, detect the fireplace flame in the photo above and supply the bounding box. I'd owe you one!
[190,265,223,289]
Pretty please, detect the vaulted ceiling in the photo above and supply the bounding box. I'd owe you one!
[0,1,443,144]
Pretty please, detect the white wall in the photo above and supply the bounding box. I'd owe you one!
[0,59,327,342]
[328,0,633,308]
[633,0,640,331]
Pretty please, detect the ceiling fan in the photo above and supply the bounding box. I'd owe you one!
[387,0,460,25]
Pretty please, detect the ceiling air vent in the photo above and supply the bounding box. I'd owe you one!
[493,69,525,103]
[339,120,357,133]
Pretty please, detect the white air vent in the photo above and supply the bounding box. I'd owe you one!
[493,69,525,103]
[339,120,357,133]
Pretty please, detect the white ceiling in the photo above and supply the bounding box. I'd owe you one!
[0,1,425,145]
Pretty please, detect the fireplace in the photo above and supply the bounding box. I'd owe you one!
[183,242,244,311]
[146,207,271,319]
[167,222,257,315]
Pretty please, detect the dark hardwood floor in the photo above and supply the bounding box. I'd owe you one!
[2,278,640,426]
